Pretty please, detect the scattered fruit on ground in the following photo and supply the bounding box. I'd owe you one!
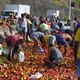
[0,42,77,80]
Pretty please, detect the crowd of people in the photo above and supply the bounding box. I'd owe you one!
[0,13,80,79]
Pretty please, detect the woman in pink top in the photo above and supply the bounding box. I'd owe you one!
[6,34,23,61]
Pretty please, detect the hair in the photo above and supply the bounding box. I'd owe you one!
[17,39,23,45]
[44,30,51,35]
[21,13,25,18]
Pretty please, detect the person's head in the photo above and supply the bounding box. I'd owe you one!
[17,38,23,45]
[21,13,25,18]
[4,32,10,38]
[19,31,23,36]
[44,30,51,35]
[9,13,14,18]
[74,16,78,21]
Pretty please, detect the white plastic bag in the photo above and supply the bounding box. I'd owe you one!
[35,72,43,79]
[29,72,43,80]
[29,75,37,80]
[18,51,24,62]
[0,44,2,55]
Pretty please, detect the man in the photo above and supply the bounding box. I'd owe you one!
[30,31,45,47]
[19,13,27,41]
[56,32,72,47]
[43,35,63,67]
[74,28,80,79]
[42,34,56,47]
[6,34,23,61]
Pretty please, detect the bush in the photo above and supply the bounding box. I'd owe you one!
[64,15,68,21]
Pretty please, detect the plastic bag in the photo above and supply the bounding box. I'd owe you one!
[0,44,2,55]
[18,51,24,62]
[35,72,43,79]
[29,75,37,80]
[29,72,43,80]
[2,48,9,55]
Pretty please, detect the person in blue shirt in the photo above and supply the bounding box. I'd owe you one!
[56,34,68,47]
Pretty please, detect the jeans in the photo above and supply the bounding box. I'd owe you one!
[8,45,19,60]
[76,60,80,77]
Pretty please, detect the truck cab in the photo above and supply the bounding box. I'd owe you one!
[3,10,18,18]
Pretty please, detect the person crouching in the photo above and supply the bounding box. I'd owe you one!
[44,35,63,67]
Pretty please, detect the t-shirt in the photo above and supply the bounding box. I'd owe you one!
[44,35,56,46]
[75,28,80,58]
[6,34,23,47]
[56,34,68,46]
[39,23,49,31]
[49,46,63,61]
[44,35,50,44]
[30,32,45,40]
[51,23,59,30]
[20,18,27,32]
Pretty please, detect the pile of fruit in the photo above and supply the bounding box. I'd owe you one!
[0,42,78,80]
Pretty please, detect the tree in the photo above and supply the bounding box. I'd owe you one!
[53,0,68,9]
[52,0,68,20]
[76,0,80,8]
[76,0,80,3]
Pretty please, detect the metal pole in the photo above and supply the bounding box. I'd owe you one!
[69,0,71,20]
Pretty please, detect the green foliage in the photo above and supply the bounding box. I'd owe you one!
[53,0,68,8]
[76,0,80,3]
[0,54,7,64]
[64,15,68,21]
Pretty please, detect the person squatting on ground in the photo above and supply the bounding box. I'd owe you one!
[43,34,63,67]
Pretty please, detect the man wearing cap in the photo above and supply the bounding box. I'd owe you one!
[6,34,23,61]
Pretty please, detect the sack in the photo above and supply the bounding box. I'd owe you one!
[2,48,9,55]
[18,51,24,62]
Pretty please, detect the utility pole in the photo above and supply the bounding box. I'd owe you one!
[69,0,72,20]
